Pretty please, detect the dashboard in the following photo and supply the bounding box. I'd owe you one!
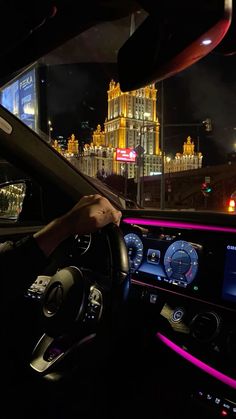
[121,218,236,311]
[24,212,236,415]
[121,215,236,406]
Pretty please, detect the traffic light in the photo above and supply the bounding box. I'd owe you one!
[201,182,212,195]
[203,118,212,132]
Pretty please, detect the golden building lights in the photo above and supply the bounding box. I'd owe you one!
[58,80,203,181]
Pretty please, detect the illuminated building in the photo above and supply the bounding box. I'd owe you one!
[105,80,159,151]
[70,144,114,178]
[56,135,67,150]
[67,133,79,155]
[74,80,161,178]
[64,82,202,178]
[165,136,202,172]
[105,80,161,178]
[92,124,105,147]
[52,139,63,154]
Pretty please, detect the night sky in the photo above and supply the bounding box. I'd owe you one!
[162,51,236,166]
[46,63,118,142]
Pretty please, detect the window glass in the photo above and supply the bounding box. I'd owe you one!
[0,9,235,213]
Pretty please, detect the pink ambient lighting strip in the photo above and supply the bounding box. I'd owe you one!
[122,218,236,234]
[156,332,236,390]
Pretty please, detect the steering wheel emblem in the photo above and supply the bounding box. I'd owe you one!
[44,284,63,316]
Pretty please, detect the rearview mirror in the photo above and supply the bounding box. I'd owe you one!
[118,0,232,91]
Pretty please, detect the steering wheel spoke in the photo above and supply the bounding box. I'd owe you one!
[29,224,129,380]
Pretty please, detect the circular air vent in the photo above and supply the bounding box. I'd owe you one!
[190,311,221,342]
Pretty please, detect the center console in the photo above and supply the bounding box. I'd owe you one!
[122,216,236,416]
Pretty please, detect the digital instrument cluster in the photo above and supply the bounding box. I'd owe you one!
[123,224,236,309]
[124,232,200,289]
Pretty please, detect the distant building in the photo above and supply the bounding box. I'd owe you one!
[105,80,161,178]
[52,139,63,154]
[71,80,162,178]
[56,81,203,178]
[70,144,114,178]
[92,124,105,147]
[53,133,79,157]
[67,133,79,155]
[165,136,202,172]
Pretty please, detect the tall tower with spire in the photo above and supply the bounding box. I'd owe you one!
[102,11,161,178]
[104,80,159,155]
[103,80,161,178]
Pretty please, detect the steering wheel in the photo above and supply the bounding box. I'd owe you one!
[30,223,129,381]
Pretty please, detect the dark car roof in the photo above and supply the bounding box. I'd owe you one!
[0,0,141,85]
[1,1,235,88]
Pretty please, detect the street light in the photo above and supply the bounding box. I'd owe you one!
[48,120,53,143]
[141,112,150,207]
[160,80,165,210]
[135,145,144,207]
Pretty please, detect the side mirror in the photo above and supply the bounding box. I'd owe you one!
[0,181,26,221]
[118,0,232,91]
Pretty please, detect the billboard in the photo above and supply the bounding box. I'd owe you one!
[0,66,38,132]
[116,147,136,162]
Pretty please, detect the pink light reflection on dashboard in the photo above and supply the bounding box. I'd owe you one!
[122,218,236,234]
[156,332,236,390]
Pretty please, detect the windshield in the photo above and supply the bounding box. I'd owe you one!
[0,8,235,213]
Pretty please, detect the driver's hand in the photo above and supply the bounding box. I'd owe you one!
[61,194,122,236]
[34,195,122,257]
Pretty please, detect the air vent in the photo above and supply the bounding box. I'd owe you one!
[190,311,221,342]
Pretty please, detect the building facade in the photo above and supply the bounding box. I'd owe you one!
[165,136,202,173]
[52,82,202,178]
[105,80,161,178]
[67,80,162,178]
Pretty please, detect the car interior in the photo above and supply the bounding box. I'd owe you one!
[0,1,236,418]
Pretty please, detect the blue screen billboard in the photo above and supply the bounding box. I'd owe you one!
[0,66,38,132]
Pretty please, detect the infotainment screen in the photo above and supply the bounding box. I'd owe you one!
[222,245,236,303]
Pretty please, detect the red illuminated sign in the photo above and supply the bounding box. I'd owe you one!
[116,148,136,162]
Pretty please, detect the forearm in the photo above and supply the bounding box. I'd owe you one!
[33,215,73,258]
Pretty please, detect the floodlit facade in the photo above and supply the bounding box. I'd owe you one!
[52,82,202,178]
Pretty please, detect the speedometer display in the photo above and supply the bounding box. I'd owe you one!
[164,240,198,285]
[124,233,143,271]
